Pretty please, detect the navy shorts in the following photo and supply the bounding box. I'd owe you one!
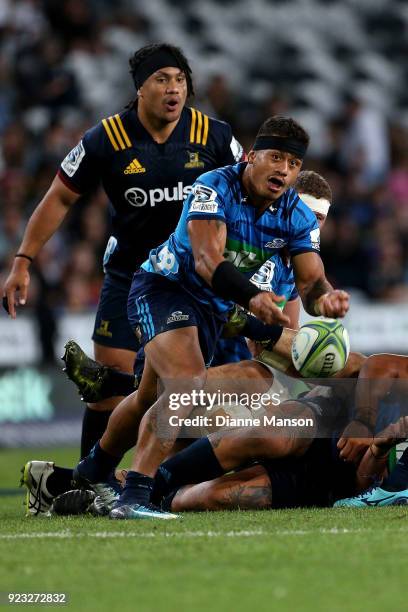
[211,336,252,367]
[92,272,140,352]
[127,270,226,367]
[262,438,356,508]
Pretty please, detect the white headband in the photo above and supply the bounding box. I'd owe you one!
[299,193,331,216]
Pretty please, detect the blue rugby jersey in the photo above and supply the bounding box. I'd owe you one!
[142,162,319,315]
[57,106,244,278]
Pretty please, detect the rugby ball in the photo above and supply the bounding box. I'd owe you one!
[291,318,350,378]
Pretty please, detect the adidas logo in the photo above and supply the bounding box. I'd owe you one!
[124,158,146,174]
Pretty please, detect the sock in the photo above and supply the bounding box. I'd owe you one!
[120,471,154,506]
[152,438,224,503]
[101,370,136,399]
[47,467,74,497]
[381,448,408,492]
[78,441,122,483]
[80,407,112,459]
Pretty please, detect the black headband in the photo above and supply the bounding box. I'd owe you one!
[253,136,308,159]
[133,50,183,89]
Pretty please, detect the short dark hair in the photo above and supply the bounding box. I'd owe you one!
[295,170,332,203]
[129,43,194,97]
[256,115,310,148]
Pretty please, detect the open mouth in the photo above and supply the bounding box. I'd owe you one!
[164,98,180,111]
[267,176,285,191]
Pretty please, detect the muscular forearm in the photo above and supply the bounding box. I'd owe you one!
[300,277,333,316]
[17,189,73,259]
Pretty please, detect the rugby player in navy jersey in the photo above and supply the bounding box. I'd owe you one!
[2,43,244,462]
[72,116,350,520]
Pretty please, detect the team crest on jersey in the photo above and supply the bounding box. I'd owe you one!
[250,260,276,292]
[185,152,204,169]
[124,158,146,174]
[265,239,287,249]
[189,184,218,213]
[61,141,85,177]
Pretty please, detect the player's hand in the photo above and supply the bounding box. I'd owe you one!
[337,420,373,464]
[2,262,30,319]
[249,292,290,326]
[316,290,349,318]
[373,416,408,449]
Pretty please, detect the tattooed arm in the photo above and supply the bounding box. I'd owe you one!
[292,252,349,318]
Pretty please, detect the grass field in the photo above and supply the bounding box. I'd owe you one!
[1,447,407,612]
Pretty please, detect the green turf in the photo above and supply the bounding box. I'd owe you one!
[1,448,407,612]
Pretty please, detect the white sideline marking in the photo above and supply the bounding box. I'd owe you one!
[1,526,408,540]
[0,529,264,540]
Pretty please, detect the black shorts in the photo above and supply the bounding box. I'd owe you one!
[127,270,226,367]
[262,437,356,509]
[92,272,140,352]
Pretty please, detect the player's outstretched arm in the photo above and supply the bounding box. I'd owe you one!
[292,252,349,318]
[337,354,408,462]
[188,219,289,326]
[3,175,80,318]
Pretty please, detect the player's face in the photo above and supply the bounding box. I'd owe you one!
[313,211,327,229]
[138,67,188,123]
[247,149,302,202]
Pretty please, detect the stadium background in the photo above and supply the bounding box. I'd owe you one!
[0,0,407,446]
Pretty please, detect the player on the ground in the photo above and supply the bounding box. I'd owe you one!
[152,410,408,513]
[32,372,408,516]
[2,43,245,461]
[73,116,350,520]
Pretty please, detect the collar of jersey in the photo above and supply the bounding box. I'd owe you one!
[127,104,188,144]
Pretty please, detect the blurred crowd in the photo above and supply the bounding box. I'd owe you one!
[0,0,407,359]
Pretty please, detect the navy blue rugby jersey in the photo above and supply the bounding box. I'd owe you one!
[142,162,320,315]
[58,105,244,278]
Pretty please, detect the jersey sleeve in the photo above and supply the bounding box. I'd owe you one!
[286,192,321,256]
[185,171,228,224]
[57,124,102,194]
[288,285,299,301]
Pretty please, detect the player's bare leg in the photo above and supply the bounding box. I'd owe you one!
[129,327,208,477]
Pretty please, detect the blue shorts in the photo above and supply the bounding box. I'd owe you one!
[92,272,140,352]
[127,270,226,367]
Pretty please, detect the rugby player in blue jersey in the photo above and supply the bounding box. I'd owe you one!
[72,116,350,520]
[2,43,244,467]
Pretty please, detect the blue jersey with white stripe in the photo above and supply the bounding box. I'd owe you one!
[142,162,319,315]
